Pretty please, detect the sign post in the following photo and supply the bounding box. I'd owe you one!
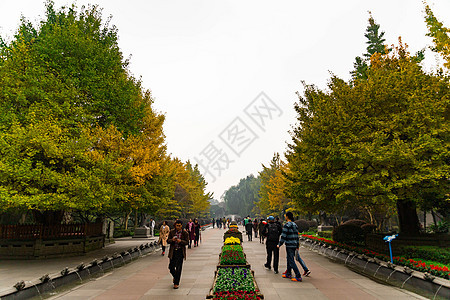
[383,234,398,263]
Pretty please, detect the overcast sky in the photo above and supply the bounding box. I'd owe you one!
[1,0,449,200]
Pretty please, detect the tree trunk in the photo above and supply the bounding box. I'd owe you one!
[431,210,437,226]
[423,211,426,232]
[396,199,420,235]
[124,210,132,230]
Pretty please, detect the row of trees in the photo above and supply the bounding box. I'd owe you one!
[224,5,449,235]
[0,1,211,226]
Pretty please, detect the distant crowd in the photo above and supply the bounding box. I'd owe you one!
[214,213,312,282]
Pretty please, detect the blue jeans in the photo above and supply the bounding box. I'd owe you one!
[295,249,309,272]
[286,247,301,277]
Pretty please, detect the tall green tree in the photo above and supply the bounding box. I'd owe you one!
[257,153,294,217]
[223,175,260,217]
[0,1,167,224]
[352,13,389,80]
[287,43,449,235]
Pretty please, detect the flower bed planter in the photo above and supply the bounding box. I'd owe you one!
[206,230,264,299]
[300,238,450,300]
[223,232,243,243]
[206,269,264,299]
[219,248,247,265]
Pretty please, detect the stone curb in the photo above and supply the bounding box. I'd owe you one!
[0,241,161,300]
[300,238,450,300]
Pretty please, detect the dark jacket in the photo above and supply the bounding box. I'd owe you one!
[245,221,253,234]
[262,221,282,243]
[167,228,189,260]
[278,221,299,248]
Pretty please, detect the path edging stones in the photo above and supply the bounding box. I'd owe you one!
[0,241,161,300]
[300,238,450,300]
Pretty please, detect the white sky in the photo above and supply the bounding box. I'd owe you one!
[1,0,449,200]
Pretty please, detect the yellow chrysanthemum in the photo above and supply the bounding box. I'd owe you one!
[224,237,241,245]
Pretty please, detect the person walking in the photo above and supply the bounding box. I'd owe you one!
[149,218,156,237]
[253,218,259,238]
[258,218,266,243]
[158,221,170,256]
[186,219,195,249]
[263,216,282,274]
[212,218,215,228]
[277,212,302,282]
[295,249,311,276]
[194,218,201,247]
[245,217,253,241]
[167,219,189,289]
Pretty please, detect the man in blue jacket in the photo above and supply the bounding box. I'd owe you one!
[277,211,302,282]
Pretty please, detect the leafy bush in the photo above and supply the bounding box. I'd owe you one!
[294,219,310,233]
[303,230,318,235]
[113,229,134,238]
[333,224,365,246]
[399,246,450,265]
[428,220,449,234]
[318,231,333,239]
[307,220,318,229]
[361,223,377,235]
[343,219,367,227]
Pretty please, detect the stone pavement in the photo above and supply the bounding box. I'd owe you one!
[0,236,158,296]
[34,226,428,300]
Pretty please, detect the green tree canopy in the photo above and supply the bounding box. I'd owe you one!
[425,4,450,69]
[0,1,169,224]
[286,43,449,235]
[352,13,389,80]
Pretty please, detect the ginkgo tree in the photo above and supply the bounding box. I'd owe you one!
[257,153,296,217]
[286,42,449,235]
[0,1,211,225]
[425,4,450,69]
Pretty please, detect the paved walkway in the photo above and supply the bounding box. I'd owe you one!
[25,226,428,300]
[0,236,158,295]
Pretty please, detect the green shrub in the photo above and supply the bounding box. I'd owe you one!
[343,219,367,227]
[399,246,450,265]
[295,219,310,233]
[428,220,449,234]
[302,230,317,235]
[318,231,333,239]
[361,223,376,235]
[307,220,318,229]
[333,224,365,246]
[114,229,134,238]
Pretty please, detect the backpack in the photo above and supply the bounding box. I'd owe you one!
[266,222,280,242]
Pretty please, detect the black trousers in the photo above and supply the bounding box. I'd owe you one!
[266,242,279,272]
[194,234,200,246]
[169,249,184,285]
